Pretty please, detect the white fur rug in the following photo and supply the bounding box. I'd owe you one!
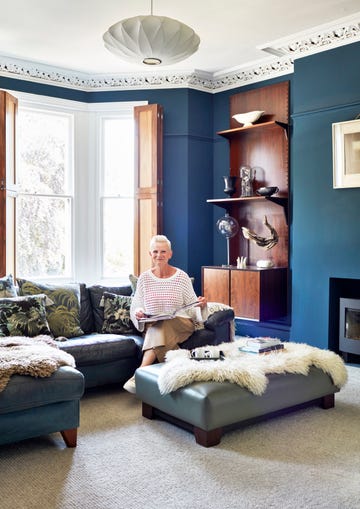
[158,338,348,395]
[0,335,75,392]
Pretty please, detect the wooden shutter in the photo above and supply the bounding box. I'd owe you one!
[133,104,163,275]
[0,91,17,277]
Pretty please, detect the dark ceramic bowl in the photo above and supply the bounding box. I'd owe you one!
[256,186,279,197]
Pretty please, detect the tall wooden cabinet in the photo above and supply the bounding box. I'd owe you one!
[203,82,290,321]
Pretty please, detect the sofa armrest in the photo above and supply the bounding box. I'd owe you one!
[204,305,234,331]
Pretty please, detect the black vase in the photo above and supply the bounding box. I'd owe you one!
[223,176,238,197]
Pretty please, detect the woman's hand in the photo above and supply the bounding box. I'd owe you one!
[197,296,207,309]
[135,308,146,320]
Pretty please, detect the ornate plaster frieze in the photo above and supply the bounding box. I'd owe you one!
[259,17,360,58]
[0,56,294,93]
[0,16,359,93]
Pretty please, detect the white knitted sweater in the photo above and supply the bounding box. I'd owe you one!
[130,269,208,331]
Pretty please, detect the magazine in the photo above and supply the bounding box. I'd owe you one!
[138,301,199,323]
[238,337,284,354]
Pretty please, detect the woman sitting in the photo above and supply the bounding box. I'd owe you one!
[123,235,208,393]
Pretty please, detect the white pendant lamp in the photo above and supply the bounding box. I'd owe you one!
[103,1,200,66]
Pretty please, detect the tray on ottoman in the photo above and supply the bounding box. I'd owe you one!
[135,363,340,447]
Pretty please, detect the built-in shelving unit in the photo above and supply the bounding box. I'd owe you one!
[202,81,290,321]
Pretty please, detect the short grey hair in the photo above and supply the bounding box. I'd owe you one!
[149,235,172,250]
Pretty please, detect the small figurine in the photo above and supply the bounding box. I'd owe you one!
[240,166,256,197]
[237,256,247,269]
[242,215,279,250]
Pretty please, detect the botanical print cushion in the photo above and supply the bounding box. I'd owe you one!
[0,294,52,337]
[101,292,137,335]
[0,274,17,298]
[17,279,84,338]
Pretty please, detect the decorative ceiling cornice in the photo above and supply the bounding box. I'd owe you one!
[259,16,360,58]
[0,16,359,94]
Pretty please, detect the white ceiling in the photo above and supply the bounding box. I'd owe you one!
[1,0,360,79]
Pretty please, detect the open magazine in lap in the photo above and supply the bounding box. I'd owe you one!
[138,301,199,323]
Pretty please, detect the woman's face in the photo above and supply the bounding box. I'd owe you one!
[150,241,172,266]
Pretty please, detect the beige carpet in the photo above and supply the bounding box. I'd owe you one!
[1,365,360,509]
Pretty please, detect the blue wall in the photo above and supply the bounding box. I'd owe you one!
[290,41,360,348]
[2,39,360,345]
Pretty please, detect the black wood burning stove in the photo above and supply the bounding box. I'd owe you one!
[339,298,360,359]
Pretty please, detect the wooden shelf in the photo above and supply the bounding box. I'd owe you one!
[207,195,288,222]
[217,121,288,140]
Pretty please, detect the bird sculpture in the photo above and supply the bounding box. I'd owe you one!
[241,215,278,250]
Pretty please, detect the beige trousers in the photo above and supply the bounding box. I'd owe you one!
[142,316,195,362]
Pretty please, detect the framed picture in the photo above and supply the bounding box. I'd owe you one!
[333,118,360,188]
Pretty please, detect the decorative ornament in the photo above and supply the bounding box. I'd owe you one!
[216,213,239,266]
[232,111,265,127]
[237,256,247,269]
[222,175,238,197]
[240,166,256,197]
[241,215,279,250]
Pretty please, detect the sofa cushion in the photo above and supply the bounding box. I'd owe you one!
[101,292,137,335]
[88,284,132,333]
[0,274,17,298]
[79,283,95,334]
[59,333,140,366]
[0,294,52,337]
[17,279,84,339]
[129,274,138,295]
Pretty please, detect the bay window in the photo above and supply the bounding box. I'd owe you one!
[12,93,146,283]
[0,91,162,283]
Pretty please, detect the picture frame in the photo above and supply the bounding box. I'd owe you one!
[332,118,360,188]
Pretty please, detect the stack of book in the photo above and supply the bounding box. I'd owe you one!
[239,337,284,354]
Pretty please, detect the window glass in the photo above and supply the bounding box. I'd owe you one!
[17,110,70,194]
[103,117,134,196]
[101,116,134,278]
[16,195,71,277]
[16,108,73,278]
[102,197,134,277]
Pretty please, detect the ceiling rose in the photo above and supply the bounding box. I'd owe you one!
[103,9,200,66]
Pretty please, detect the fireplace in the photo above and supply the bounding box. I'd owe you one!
[339,298,360,356]
[328,277,360,361]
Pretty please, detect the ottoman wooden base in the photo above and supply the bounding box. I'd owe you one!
[136,363,339,447]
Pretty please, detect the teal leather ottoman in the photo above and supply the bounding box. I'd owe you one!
[135,363,340,447]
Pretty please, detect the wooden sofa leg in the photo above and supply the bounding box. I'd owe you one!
[321,394,335,409]
[142,402,155,419]
[194,426,223,447]
[61,428,78,447]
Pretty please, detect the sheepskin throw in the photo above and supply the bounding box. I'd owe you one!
[0,335,75,392]
[158,338,348,396]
